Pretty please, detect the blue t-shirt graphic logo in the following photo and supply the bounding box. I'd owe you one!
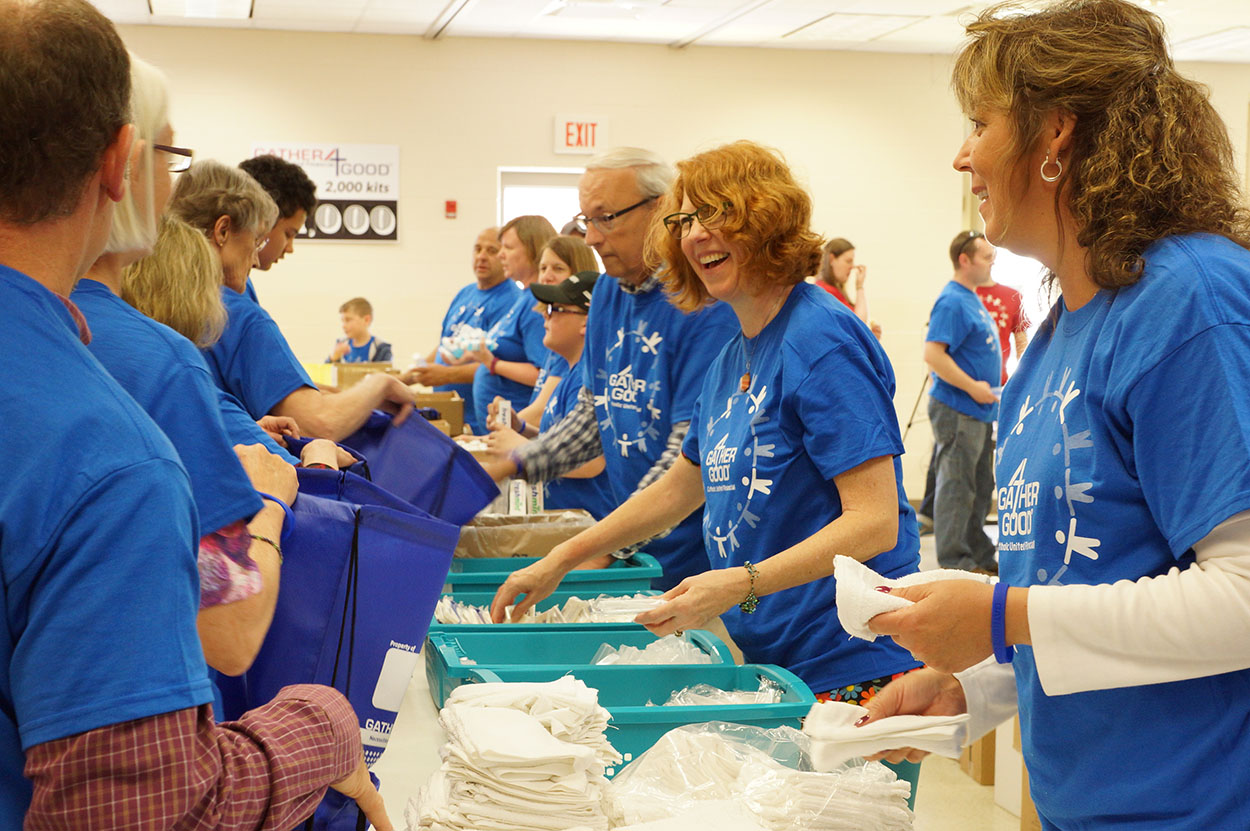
[594,321,668,457]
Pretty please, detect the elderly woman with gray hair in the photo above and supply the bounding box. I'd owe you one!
[169,160,416,441]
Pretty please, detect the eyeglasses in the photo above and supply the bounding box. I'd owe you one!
[254,235,271,253]
[542,304,588,319]
[153,143,194,173]
[662,202,731,240]
[573,196,655,234]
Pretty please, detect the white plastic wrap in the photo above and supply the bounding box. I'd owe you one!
[433,593,663,625]
[606,722,913,831]
[653,677,783,707]
[592,635,715,666]
[438,326,496,362]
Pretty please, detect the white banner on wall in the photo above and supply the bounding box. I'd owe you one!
[249,142,400,241]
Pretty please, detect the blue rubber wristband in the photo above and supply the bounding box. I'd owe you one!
[256,491,295,545]
[991,581,1014,664]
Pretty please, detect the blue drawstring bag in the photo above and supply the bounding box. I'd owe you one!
[219,472,459,770]
[341,411,498,525]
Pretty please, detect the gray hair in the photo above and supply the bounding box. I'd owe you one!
[105,53,169,255]
[584,147,673,200]
[168,159,279,239]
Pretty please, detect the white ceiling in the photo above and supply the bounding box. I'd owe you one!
[95,0,1250,62]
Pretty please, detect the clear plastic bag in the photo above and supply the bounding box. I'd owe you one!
[592,635,715,666]
[606,722,914,831]
[433,593,663,625]
[656,676,783,706]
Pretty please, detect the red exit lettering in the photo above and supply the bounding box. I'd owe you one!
[563,121,598,149]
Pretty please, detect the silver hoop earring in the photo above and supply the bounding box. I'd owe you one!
[1041,154,1063,183]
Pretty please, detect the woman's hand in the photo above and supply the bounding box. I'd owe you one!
[485,396,520,432]
[868,581,995,673]
[234,443,298,506]
[485,427,527,455]
[465,340,494,367]
[633,568,750,636]
[859,668,968,764]
[257,415,300,447]
[853,264,867,290]
[490,548,573,623]
[329,755,393,831]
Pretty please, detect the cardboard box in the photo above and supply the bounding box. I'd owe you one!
[454,510,597,558]
[959,730,995,786]
[427,419,451,436]
[414,391,465,437]
[331,362,397,390]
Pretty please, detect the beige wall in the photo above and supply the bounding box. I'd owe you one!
[115,24,1250,495]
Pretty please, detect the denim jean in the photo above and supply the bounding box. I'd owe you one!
[928,397,996,570]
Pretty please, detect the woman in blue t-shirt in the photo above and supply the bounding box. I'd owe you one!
[862,3,1250,828]
[465,215,558,432]
[491,141,924,792]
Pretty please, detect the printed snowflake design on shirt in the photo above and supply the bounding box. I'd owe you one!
[702,376,774,558]
[998,366,1099,585]
[594,320,666,457]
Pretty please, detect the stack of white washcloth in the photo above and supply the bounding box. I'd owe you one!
[407,677,621,831]
[608,723,914,831]
[832,555,992,641]
[802,700,969,771]
[434,593,664,625]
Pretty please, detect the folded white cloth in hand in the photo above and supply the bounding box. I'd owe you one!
[802,699,969,771]
[833,555,993,641]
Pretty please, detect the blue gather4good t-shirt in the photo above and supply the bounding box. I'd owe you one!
[996,234,1250,830]
[682,282,921,691]
[203,285,316,419]
[583,275,738,590]
[472,291,553,433]
[0,266,211,820]
[926,281,1000,422]
[216,387,300,463]
[531,351,570,407]
[437,280,521,432]
[539,359,615,520]
[72,279,263,534]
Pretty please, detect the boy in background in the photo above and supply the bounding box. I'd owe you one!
[329,297,392,363]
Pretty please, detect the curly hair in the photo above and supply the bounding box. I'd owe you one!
[953,0,1250,289]
[239,154,317,218]
[646,141,823,312]
[121,216,226,348]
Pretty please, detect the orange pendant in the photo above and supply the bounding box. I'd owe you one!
[740,372,750,392]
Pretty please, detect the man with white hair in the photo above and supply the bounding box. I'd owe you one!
[490,148,737,589]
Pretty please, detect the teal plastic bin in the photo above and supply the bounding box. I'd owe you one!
[466,663,815,776]
[425,627,733,707]
[443,553,660,593]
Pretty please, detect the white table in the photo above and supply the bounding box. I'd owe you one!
[370,661,445,827]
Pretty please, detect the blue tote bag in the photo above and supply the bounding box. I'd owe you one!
[220,471,459,768]
[341,411,498,526]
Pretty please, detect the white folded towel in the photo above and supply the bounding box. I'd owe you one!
[802,699,969,771]
[833,555,992,641]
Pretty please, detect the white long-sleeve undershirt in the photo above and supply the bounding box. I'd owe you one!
[956,510,1250,738]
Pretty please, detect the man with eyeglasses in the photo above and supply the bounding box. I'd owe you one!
[923,230,1002,574]
[488,147,738,590]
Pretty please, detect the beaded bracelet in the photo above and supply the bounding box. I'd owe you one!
[256,491,295,545]
[991,581,1015,664]
[249,533,283,564]
[740,561,760,614]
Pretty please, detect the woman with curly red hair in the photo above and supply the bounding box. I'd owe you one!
[493,139,924,794]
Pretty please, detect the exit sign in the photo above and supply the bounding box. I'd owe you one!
[554,114,608,155]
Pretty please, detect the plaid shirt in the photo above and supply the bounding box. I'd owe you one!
[515,274,691,556]
[24,685,360,830]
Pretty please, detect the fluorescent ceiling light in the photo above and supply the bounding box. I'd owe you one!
[149,0,253,19]
[784,13,923,42]
[1175,26,1250,56]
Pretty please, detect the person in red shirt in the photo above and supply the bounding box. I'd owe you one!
[815,237,881,338]
[975,280,1029,384]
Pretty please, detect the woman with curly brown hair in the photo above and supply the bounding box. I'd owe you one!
[492,140,924,795]
[863,1,1250,827]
